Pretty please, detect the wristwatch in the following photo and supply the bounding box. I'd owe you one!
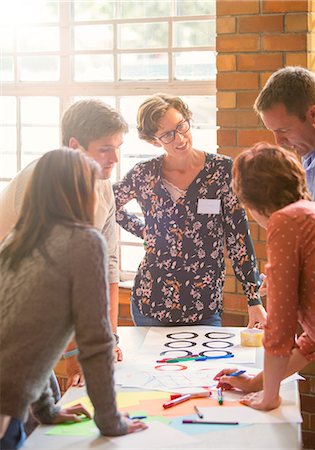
[113,332,119,345]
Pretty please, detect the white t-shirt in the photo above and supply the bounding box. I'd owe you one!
[0,159,119,283]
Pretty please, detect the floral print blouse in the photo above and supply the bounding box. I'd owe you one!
[114,152,262,324]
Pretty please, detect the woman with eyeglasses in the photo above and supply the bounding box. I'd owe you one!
[113,94,266,328]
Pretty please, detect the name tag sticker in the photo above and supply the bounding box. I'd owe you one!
[197,199,221,215]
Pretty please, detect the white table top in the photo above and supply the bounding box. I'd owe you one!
[24,327,302,450]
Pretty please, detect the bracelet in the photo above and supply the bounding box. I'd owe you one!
[113,333,119,345]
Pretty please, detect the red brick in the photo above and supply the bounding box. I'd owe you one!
[239,14,284,33]
[259,226,267,242]
[285,13,307,31]
[262,34,306,51]
[285,52,307,67]
[249,222,259,241]
[221,311,248,327]
[223,294,248,312]
[217,72,259,90]
[217,110,259,128]
[311,376,315,394]
[262,0,308,13]
[299,377,311,394]
[300,394,315,413]
[224,275,237,293]
[311,414,315,430]
[302,430,315,449]
[237,129,275,146]
[253,241,267,259]
[260,72,274,87]
[237,91,260,108]
[218,147,245,160]
[217,129,236,147]
[217,92,236,109]
[301,411,310,430]
[217,35,260,53]
[217,0,259,16]
[217,17,236,34]
[238,53,283,71]
[217,54,236,71]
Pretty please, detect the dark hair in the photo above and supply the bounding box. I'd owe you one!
[1,148,100,270]
[62,99,128,148]
[254,66,315,121]
[137,94,192,143]
[232,143,311,216]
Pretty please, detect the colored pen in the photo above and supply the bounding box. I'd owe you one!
[194,405,203,419]
[217,387,223,405]
[163,394,191,409]
[130,415,147,420]
[157,354,199,363]
[182,420,239,425]
[229,370,246,377]
[170,391,211,400]
[195,354,234,361]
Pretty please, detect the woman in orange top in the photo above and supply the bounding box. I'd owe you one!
[216,143,315,411]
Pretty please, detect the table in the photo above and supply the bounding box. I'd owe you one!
[24,327,302,450]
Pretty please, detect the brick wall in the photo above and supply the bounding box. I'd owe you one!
[216,0,315,447]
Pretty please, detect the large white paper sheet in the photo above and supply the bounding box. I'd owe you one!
[137,326,256,365]
[199,404,302,424]
[107,421,199,448]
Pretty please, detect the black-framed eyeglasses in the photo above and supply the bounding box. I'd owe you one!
[154,119,190,144]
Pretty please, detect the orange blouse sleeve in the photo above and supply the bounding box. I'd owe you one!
[263,211,300,357]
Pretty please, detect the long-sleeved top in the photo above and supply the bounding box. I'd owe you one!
[263,200,315,360]
[113,153,262,324]
[302,150,315,201]
[0,224,127,436]
[0,159,119,283]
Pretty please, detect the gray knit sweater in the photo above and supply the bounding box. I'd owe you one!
[0,224,128,436]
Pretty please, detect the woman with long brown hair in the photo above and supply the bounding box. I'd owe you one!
[0,148,146,449]
[216,143,315,411]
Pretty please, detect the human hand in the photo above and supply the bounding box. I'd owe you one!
[240,390,281,411]
[247,304,267,329]
[125,417,148,433]
[66,357,85,388]
[214,368,255,393]
[114,345,123,362]
[52,404,92,424]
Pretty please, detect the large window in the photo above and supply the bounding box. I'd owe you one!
[0,0,216,278]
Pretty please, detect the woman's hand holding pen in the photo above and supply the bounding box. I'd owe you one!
[214,368,260,393]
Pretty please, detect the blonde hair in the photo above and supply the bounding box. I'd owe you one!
[137,94,192,143]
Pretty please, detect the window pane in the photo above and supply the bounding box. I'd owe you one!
[0,97,16,125]
[121,226,143,243]
[174,51,215,80]
[120,1,171,18]
[19,56,59,81]
[0,27,14,52]
[174,21,215,47]
[120,53,168,80]
[74,55,114,82]
[21,97,59,125]
[73,1,115,21]
[182,95,216,126]
[17,27,59,52]
[120,96,148,125]
[21,126,59,168]
[0,0,58,25]
[120,245,145,272]
[0,127,17,178]
[0,182,9,192]
[0,57,14,82]
[176,0,215,16]
[73,25,113,51]
[119,22,168,49]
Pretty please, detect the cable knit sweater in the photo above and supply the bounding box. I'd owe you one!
[0,224,127,436]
